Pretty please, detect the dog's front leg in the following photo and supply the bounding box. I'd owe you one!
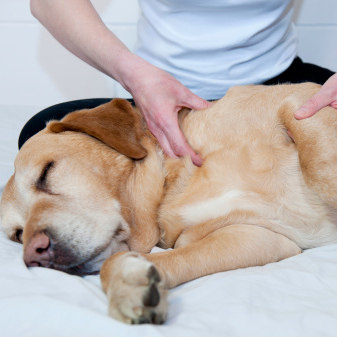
[101,224,301,324]
[100,251,168,324]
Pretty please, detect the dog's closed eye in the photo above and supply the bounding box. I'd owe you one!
[36,161,55,194]
[12,229,23,244]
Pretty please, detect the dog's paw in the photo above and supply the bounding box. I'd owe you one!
[105,252,168,324]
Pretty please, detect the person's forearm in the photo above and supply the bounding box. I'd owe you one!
[30,0,136,86]
[30,0,212,165]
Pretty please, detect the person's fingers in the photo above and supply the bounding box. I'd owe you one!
[154,131,179,159]
[156,133,178,158]
[145,106,203,165]
[162,115,203,166]
[172,133,204,166]
[182,90,214,111]
[294,73,337,120]
[294,93,333,119]
[130,66,212,166]
[143,114,178,159]
[287,130,294,140]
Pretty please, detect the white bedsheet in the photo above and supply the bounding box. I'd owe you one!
[1,108,337,337]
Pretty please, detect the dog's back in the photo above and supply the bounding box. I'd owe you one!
[158,84,337,249]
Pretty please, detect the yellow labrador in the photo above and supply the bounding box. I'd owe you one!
[1,83,337,324]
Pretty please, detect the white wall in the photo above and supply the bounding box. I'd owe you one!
[1,0,336,110]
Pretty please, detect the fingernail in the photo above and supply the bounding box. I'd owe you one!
[193,154,204,167]
[294,108,307,119]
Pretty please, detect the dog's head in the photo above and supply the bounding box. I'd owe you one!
[0,99,149,276]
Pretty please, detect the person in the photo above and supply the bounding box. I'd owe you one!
[21,0,337,166]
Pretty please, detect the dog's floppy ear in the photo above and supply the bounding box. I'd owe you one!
[48,99,147,159]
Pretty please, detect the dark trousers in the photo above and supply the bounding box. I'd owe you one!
[18,57,334,149]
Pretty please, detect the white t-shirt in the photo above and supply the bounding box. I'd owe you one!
[135,0,297,100]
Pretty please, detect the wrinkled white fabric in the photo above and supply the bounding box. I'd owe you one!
[1,228,337,337]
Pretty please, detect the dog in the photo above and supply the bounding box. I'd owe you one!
[1,83,337,324]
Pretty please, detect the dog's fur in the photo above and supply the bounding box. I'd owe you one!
[1,83,337,324]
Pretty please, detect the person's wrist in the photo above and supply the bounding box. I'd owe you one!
[111,51,148,95]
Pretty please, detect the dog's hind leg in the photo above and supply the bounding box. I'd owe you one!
[100,224,301,324]
[279,83,337,207]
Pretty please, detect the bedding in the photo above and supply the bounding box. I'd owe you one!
[0,107,337,337]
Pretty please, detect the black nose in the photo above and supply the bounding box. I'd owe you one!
[24,232,53,267]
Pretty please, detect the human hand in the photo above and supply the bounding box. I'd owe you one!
[31,0,213,166]
[294,73,337,119]
[121,57,213,166]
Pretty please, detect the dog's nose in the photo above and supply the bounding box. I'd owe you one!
[24,232,53,268]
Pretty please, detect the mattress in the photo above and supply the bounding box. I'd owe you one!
[0,107,337,337]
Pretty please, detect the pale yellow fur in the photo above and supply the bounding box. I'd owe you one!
[1,83,337,324]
